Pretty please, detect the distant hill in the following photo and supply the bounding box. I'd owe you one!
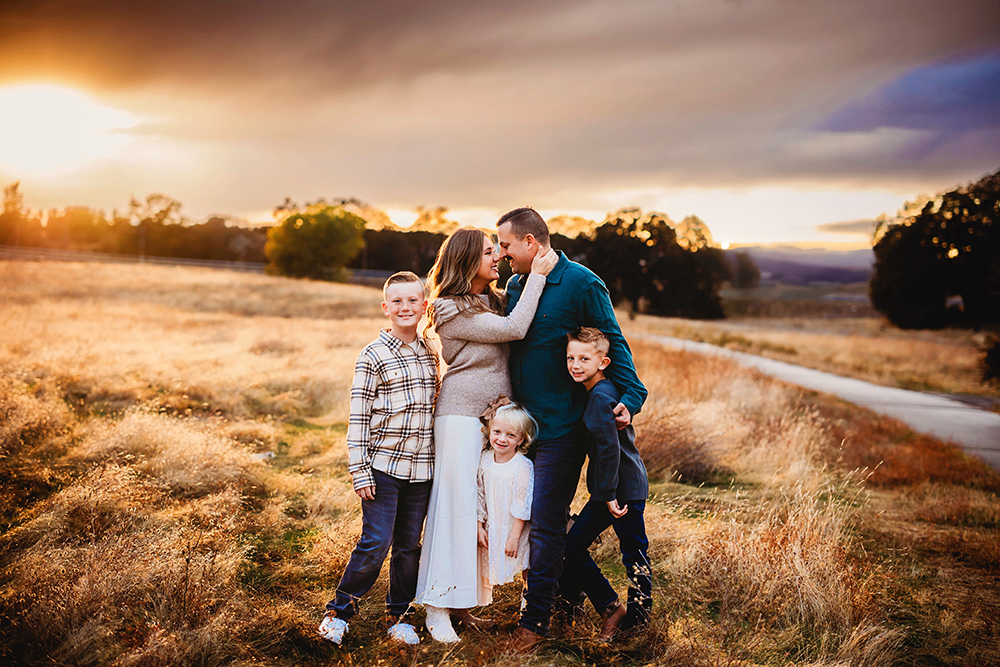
[733,245,874,285]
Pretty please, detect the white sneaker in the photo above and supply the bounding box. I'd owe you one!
[424,604,459,643]
[388,621,421,645]
[319,615,348,645]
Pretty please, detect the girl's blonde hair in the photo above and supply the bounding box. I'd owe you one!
[425,227,505,328]
[484,403,538,453]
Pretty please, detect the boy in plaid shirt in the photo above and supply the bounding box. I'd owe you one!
[320,272,439,646]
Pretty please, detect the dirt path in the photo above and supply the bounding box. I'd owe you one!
[646,335,1000,470]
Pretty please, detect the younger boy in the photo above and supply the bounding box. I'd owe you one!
[559,327,651,642]
[319,271,439,646]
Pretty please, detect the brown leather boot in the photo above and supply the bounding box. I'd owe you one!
[596,601,626,643]
[506,626,545,653]
[451,608,496,630]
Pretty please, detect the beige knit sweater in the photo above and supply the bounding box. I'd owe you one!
[432,273,546,418]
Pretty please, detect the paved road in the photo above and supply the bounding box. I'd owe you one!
[646,335,1000,471]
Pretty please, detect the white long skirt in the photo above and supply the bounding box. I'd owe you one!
[415,415,491,609]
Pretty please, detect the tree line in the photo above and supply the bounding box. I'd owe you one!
[869,168,1000,330]
[1,183,755,319]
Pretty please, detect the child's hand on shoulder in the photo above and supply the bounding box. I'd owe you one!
[504,531,519,557]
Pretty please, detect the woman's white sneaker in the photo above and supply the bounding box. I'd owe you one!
[424,605,459,643]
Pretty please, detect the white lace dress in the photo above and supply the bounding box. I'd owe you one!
[477,450,533,597]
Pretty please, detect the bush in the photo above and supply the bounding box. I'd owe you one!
[984,336,1000,384]
[265,205,365,280]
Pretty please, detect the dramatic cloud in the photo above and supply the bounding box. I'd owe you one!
[1,0,998,239]
[815,219,879,236]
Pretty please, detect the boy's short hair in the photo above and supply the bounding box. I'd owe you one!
[567,326,610,356]
[487,403,538,452]
[383,271,423,299]
[496,207,550,245]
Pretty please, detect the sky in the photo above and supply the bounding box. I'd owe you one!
[0,0,998,247]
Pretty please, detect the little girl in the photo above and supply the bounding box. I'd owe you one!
[477,402,536,605]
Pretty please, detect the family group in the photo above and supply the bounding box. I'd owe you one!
[318,207,651,653]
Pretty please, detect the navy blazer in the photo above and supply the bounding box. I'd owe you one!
[584,378,649,503]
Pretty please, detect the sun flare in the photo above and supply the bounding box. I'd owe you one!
[0,84,138,177]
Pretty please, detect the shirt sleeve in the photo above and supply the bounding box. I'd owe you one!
[511,458,534,521]
[478,454,488,523]
[346,350,377,491]
[584,391,622,502]
[434,273,546,344]
[578,281,648,417]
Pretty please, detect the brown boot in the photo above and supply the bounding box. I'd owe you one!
[451,608,496,630]
[506,626,545,653]
[596,601,626,643]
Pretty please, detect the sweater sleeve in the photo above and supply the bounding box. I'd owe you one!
[583,389,622,502]
[434,273,546,344]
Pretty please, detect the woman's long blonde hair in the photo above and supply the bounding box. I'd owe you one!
[425,227,505,327]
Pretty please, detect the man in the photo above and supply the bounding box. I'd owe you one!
[496,207,647,651]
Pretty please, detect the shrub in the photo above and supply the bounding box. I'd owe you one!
[265,205,365,280]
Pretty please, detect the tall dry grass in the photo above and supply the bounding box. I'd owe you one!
[1,260,997,666]
[626,314,998,398]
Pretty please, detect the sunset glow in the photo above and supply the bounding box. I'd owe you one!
[0,84,137,178]
[0,2,996,243]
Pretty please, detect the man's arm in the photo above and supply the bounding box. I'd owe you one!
[579,282,648,417]
[346,350,378,496]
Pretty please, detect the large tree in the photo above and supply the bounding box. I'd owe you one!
[870,169,1000,329]
[579,208,728,319]
[265,205,366,280]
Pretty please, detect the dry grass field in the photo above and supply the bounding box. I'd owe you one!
[2,260,999,667]
[624,314,1000,401]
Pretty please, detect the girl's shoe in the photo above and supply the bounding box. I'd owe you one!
[424,604,460,643]
[451,608,495,630]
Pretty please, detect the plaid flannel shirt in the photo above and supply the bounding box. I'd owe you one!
[347,329,439,491]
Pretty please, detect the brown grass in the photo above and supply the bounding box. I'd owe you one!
[1,260,998,666]
[625,315,999,399]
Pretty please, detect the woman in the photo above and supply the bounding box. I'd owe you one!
[414,227,556,643]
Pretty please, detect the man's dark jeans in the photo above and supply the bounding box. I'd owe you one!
[559,498,652,624]
[520,431,587,636]
[327,469,431,621]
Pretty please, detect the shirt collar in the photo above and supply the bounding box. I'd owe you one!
[545,250,570,285]
[380,329,425,353]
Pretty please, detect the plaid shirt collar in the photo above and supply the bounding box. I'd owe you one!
[379,329,426,353]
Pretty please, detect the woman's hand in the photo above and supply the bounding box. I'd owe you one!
[478,522,489,549]
[530,248,558,276]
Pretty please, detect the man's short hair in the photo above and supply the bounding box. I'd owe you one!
[383,271,423,299]
[496,207,549,245]
[567,326,610,356]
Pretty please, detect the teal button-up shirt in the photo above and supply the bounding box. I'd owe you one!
[505,251,648,442]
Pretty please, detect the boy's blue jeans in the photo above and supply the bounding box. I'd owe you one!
[520,431,587,636]
[559,498,652,622]
[326,469,431,621]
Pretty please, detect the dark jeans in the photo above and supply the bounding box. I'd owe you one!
[520,431,587,636]
[327,469,432,621]
[559,498,651,624]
